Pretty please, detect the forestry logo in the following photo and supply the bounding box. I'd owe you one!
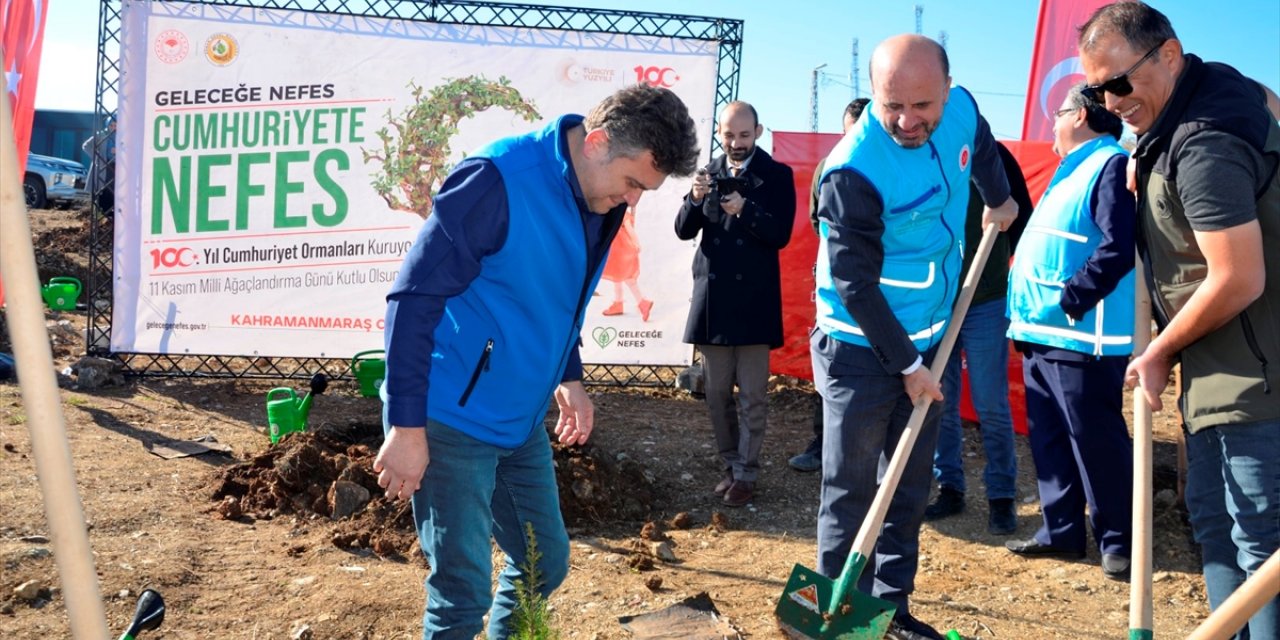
[204,33,239,66]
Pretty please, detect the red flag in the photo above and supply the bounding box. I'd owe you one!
[1021,0,1110,141]
[2,0,50,174]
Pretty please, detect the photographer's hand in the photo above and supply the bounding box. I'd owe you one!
[719,191,745,217]
[691,168,711,203]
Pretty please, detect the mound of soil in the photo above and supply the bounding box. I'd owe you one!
[208,423,663,559]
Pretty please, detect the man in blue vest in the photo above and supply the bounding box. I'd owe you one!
[373,84,700,639]
[1003,82,1135,582]
[812,34,1018,640]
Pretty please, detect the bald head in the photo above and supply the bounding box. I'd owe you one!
[869,35,950,86]
[868,35,952,149]
[717,100,762,163]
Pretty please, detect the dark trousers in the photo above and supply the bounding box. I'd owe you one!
[1023,347,1133,556]
[811,328,941,613]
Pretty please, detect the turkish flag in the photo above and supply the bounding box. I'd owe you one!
[2,0,50,175]
[1021,0,1110,141]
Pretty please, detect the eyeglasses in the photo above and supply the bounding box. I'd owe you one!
[1081,40,1166,104]
[1053,107,1079,118]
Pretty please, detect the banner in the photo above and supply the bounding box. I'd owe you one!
[2,0,48,175]
[114,1,718,365]
[1021,0,1111,141]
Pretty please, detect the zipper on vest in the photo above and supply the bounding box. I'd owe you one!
[1239,310,1272,395]
[928,140,956,332]
[458,338,494,407]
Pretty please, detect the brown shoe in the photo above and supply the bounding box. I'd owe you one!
[723,480,755,507]
[713,472,735,495]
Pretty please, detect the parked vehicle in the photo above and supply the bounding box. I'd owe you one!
[24,153,90,209]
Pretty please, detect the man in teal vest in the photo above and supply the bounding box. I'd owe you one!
[811,34,1019,640]
[375,85,700,639]
[1081,3,1280,634]
[1003,83,1135,582]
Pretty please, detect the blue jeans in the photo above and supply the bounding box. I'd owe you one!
[811,328,941,614]
[931,298,1017,499]
[1185,420,1280,640]
[393,418,570,640]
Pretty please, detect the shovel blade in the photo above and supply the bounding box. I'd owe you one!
[775,563,896,639]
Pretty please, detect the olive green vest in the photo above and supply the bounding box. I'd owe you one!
[1139,120,1280,432]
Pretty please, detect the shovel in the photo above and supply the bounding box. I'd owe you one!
[776,223,1002,639]
[1129,259,1155,640]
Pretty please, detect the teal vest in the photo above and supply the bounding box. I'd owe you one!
[426,116,602,448]
[1007,136,1134,356]
[816,87,978,351]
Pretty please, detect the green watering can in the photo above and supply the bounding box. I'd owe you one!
[351,349,386,397]
[41,276,82,311]
[265,374,327,444]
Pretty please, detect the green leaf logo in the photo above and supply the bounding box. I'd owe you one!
[592,327,617,348]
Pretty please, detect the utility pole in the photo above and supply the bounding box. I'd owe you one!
[850,38,859,100]
[810,63,827,132]
[915,4,923,35]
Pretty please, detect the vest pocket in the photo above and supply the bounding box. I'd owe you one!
[458,338,494,407]
[888,185,941,214]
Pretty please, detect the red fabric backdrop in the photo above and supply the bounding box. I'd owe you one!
[769,132,1058,433]
[1021,0,1112,140]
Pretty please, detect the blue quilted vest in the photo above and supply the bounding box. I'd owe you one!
[816,87,978,352]
[1007,136,1134,356]
[426,116,603,447]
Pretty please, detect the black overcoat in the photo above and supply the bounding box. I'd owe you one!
[674,148,796,347]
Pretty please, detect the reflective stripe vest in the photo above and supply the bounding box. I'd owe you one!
[816,86,978,352]
[1007,136,1134,356]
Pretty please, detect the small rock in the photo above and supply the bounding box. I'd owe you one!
[679,472,694,482]
[19,535,49,544]
[1153,571,1174,583]
[644,576,663,591]
[290,622,314,639]
[1154,489,1178,508]
[649,541,677,563]
[215,496,243,520]
[117,589,131,599]
[25,548,51,560]
[603,553,625,565]
[0,601,14,614]
[328,480,371,520]
[14,580,43,601]
[669,512,693,529]
[292,576,317,587]
[709,511,729,532]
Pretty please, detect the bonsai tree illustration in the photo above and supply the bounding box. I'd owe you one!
[365,75,541,219]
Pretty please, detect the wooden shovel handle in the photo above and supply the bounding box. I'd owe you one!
[1131,257,1155,636]
[847,223,1000,560]
[1187,551,1280,640]
[0,87,110,638]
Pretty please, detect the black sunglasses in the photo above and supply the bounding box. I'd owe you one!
[1081,40,1166,104]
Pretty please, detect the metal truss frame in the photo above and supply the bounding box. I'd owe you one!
[88,0,741,386]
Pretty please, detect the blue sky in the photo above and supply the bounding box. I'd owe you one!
[37,0,1280,148]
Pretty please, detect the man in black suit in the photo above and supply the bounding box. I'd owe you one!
[676,100,796,507]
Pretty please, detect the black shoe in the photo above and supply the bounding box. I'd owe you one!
[1102,554,1131,581]
[923,487,965,521]
[987,498,1017,535]
[1004,538,1086,559]
[788,450,822,472]
[885,612,945,640]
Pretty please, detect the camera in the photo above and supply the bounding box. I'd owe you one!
[710,175,750,197]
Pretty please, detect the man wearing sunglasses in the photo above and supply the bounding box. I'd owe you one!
[1080,3,1280,636]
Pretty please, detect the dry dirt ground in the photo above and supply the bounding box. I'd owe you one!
[1,207,1209,639]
